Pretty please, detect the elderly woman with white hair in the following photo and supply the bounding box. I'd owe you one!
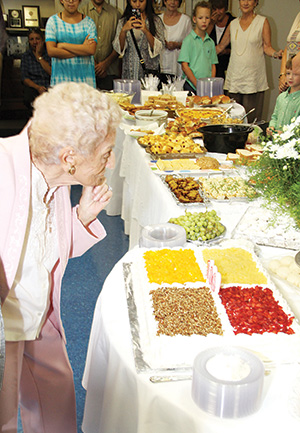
[0,82,121,433]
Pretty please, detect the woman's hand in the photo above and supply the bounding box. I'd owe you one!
[165,41,180,51]
[34,39,45,59]
[37,85,47,94]
[139,15,148,33]
[122,16,138,33]
[83,34,96,46]
[279,74,288,93]
[272,49,283,59]
[210,9,219,24]
[77,183,112,227]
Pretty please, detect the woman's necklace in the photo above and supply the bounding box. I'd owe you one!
[234,13,256,57]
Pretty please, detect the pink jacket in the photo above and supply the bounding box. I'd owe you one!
[0,125,106,338]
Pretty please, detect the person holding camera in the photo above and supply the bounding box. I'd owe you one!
[113,0,164,80]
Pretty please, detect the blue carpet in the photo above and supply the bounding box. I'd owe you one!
[17,185,129,432]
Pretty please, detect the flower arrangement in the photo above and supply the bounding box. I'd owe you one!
[247,116,300,227]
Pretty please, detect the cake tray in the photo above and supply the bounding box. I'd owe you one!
[123,262,192,376]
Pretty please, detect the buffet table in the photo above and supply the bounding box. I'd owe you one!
[82,104,300,432]
[105,102,247,248]
[82,246,300,433]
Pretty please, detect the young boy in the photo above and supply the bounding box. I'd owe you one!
[178,1,218,93]
[267,56,300,135]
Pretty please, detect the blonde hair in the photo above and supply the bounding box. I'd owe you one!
[30,82,121,165]
[193,1,212,16]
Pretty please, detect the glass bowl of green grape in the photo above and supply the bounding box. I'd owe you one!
[169,209,226,245]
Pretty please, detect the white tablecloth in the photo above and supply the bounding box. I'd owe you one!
[82,247,300,433]
[82,107,300,432]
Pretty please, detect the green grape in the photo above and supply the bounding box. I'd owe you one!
[168,209,225,242]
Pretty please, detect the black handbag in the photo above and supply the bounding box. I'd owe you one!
[130,29,160,78]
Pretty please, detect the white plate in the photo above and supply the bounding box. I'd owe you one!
[120,122,165,138]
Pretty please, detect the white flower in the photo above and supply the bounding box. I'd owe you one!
[279,129,294,141]
[275,140,299,159]
[262,115,300,160]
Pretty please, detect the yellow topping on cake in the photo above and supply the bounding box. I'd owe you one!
[202,247,267,285]
[144,249,205,284]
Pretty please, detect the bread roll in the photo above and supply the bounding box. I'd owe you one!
[201,96,211,105]
[221,95,231,104]
[193,96,202,105]
[212,95,222,104]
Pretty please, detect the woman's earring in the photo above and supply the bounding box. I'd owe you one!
[69,165,76,175]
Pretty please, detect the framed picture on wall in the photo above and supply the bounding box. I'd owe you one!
[8,9,22,28]
[22,5,40,28]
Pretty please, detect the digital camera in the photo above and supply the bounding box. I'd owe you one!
[131,8,141,19]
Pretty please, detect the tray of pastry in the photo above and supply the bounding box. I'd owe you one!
[139,133,207,158]
[159,174,208,206]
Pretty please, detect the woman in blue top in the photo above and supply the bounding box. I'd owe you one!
[46,0,97,87]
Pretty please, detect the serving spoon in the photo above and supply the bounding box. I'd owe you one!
[240,107,255,122]
[295,251,300,267]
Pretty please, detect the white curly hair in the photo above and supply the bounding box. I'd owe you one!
[29,82,122,165]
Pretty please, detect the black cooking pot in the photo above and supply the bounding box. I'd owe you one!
[198,124,254,154]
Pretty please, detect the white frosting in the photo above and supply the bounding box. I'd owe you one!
[131,244,300,370]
